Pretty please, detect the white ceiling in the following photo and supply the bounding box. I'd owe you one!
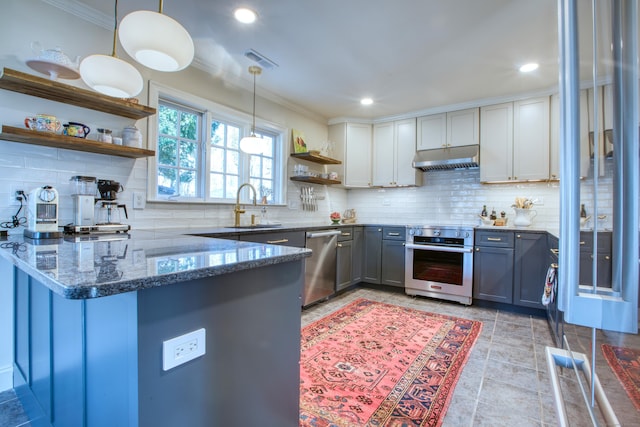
[63,0,621,121]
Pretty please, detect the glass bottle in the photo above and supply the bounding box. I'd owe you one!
[481,205,488,217]
[580,204,588,218]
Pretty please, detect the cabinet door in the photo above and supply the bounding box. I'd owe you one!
[363,227,382,284]
[416,113,446,151]
[513,97,550,181]
[513,232,547,309]
[345,123,372,187]
[352,227,363,283]
[336,239,353,291]
[473,246,514,303]
[447,108,479,148]
[394,118,419,186]
[381,239,405,287]
[372,122,395,186]
[550,91,590,180]
[480,102,513,182]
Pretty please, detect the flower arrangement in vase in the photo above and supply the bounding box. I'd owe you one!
[330,211,341,224]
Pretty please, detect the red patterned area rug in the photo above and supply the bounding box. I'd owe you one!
[299,298,482,426]
[602,344,640,411]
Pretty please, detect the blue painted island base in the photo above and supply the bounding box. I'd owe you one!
[13,260,304,427]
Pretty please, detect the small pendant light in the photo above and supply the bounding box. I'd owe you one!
[240,66,265,155]
[118,0,194,72]
[79,0,143,98]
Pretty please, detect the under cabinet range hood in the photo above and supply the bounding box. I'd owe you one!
[412,145,479,171]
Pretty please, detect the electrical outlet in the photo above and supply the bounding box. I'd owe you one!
[162,328,206,371]
[9,187,25,206]
[133,191,145,209]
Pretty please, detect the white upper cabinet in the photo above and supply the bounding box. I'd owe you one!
[416,113,446,150]
[372,118,420,187]
[446,108,479,148]
[480,97,550,182]
[480,102,514,182]
[550,90,590,180]
[417,108,478,151]
[513,97,550,181]
[328,122,372,187]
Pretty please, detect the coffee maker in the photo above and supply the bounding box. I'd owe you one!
[64,178,130,234]
[94,179,130,233]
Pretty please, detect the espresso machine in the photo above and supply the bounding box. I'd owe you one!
[64,178,130,235]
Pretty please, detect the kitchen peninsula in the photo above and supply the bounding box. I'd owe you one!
[0,230,310,427]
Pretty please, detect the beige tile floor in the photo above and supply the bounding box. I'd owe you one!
[302,287,640,427]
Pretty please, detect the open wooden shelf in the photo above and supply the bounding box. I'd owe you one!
[0,67,156,120]
[1,125,155,158]
[290,176,341,185]
[290,150,341,165]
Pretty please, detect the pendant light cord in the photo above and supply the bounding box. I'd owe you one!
[251,71,256,135]
[111,0,118,57]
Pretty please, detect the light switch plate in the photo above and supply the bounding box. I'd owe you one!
[133,191,145,209]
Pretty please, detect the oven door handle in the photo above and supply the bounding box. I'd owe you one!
[405,243,473,254]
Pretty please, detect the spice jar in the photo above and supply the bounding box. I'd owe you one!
[97,128,112,143]
[122,125,142,148]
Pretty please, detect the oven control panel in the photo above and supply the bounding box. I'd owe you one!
[407,226,472,241]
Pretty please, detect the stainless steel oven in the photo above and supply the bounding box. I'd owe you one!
[405,226,474,305]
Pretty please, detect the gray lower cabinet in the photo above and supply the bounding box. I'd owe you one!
[579,231,612,288]
[381,239,405,287]
[352,227,363,283]
[363,226,405,287]
[336,227,354,290]
[473,242,514,303]
[474,229,547,309]
[363,227,383,283]
[513,232,547,309]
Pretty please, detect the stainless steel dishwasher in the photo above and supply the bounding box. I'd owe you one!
[303,229,340,307]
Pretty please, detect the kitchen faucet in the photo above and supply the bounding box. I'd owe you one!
[234,183,257,226]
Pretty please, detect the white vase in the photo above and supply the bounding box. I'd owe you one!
[513,208,537,227]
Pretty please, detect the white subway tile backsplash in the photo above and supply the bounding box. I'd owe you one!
[0,138,613,234]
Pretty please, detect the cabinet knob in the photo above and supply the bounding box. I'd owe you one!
[605,255,610,260]
[337,243,343,248]
[516,234,521,238]
[378,228,382,232]
[475,247,480,252]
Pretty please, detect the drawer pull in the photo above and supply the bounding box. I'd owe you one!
[341,232,351,237]
[487,237,502,242]
[580,241,586,245]
[337,243,343,248]
[266,239,289,244]
[387,232,401,236]
[550,248,559,255]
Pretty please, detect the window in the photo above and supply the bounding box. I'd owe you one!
[157,101,202,197]
[148,82,285,204]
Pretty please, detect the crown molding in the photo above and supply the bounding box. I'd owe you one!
[41,0,113,29]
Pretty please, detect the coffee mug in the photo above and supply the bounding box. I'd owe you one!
[63,122,90,138]
[24,114,61,133]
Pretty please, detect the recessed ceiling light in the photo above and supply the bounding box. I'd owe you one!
[519,63,539,73]
[234,7,258,24]
[360,97,373,106]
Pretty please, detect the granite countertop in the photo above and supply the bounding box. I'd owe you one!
[0,230,311,300]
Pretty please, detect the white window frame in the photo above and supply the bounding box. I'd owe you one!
[147,81,287,205]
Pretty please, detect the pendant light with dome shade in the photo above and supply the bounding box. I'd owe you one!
[118,0,194,72]
[240,66,265,155]
[79,0,143,98]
